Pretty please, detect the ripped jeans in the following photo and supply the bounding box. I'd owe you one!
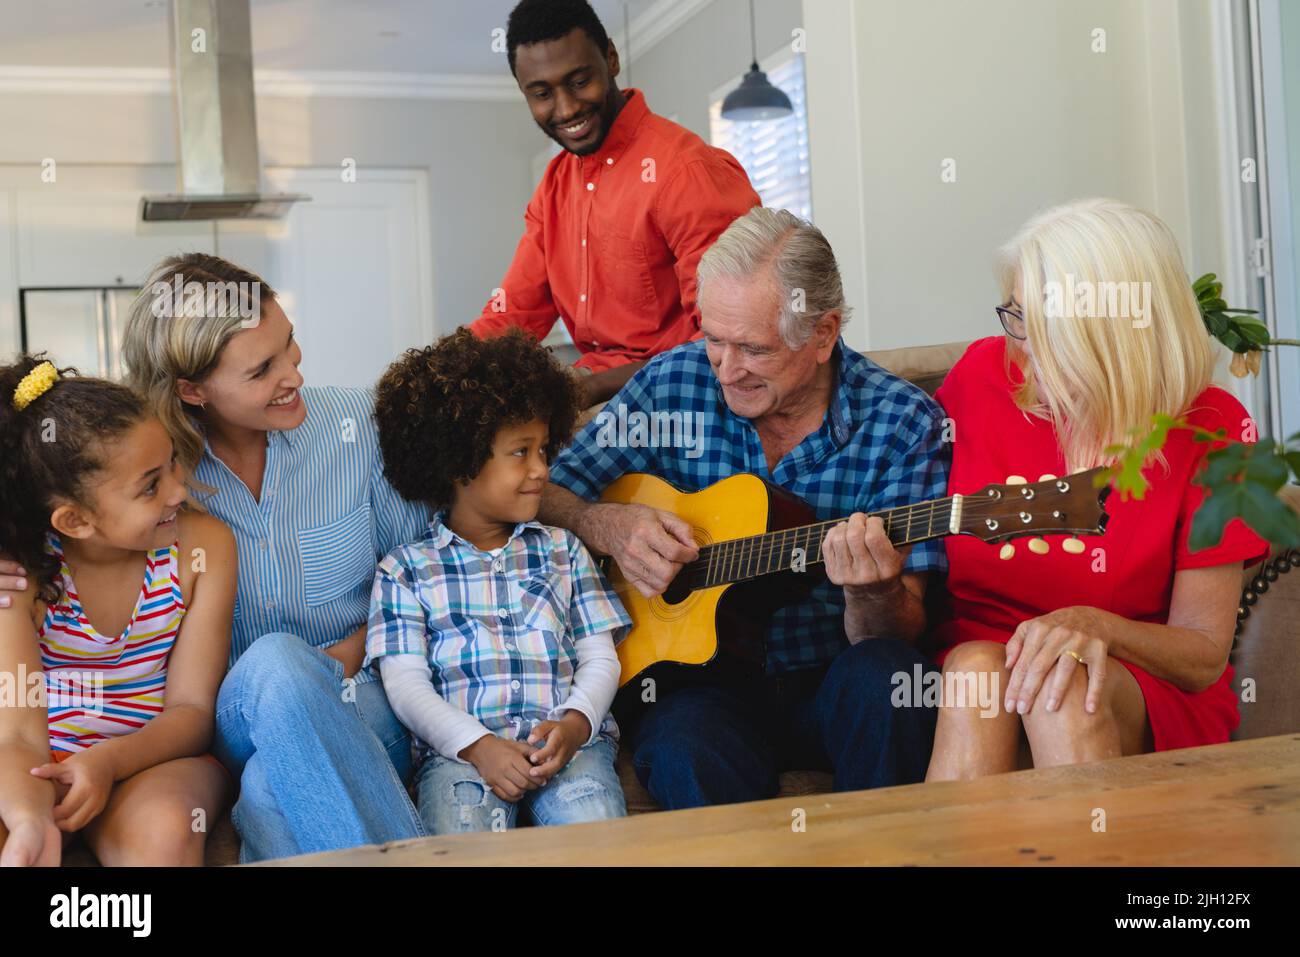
[414,733,625,833]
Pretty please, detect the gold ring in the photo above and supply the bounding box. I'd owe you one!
[1065,649,1085,665]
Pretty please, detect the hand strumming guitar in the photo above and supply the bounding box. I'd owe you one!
[579,502,699,598]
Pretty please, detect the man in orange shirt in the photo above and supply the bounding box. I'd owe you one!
[471,0,761,406]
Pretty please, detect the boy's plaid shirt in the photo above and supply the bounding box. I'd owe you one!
[548,338,951,674]
[365,515,632,750]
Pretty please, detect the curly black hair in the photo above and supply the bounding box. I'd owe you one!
[0,354,149,603]
[506,0,610,75]
[374,328,583,510]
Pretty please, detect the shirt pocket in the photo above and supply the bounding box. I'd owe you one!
[518,571,571,638]
[595,232,658,315]
[297,503,376,607]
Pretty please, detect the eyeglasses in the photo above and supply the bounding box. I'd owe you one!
[995,304,1027,340]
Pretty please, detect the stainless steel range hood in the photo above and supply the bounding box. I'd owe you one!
[142,0,308,222]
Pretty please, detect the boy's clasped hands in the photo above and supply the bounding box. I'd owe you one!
[458,710,591,803]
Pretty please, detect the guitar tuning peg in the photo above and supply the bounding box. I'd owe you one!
[1062,536,1085,554]
[1037,473,1057,482]
[1005,475,1027,485]
[999,543,1016,560]
[1028,537,1049,555]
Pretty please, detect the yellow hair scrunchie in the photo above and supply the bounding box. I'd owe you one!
[12,361,60,411]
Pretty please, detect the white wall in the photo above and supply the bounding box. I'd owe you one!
[804,0,1235,353]
[608,0,1234,358]
[0,87,544,347]
[621,0,804,140]
[0,0,1240,367]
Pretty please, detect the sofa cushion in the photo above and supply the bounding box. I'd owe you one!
[864,340,973,396]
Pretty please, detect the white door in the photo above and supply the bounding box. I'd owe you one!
[218,167,435,391]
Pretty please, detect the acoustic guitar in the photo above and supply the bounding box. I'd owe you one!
[598,468,1112,689]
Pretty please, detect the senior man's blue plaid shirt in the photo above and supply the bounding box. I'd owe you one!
[549,338,951,674]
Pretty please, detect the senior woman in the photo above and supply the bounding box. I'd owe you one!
[926,198,1268,780]
[115,253,429,860]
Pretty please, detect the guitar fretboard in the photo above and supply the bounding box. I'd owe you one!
[680,497,955,591]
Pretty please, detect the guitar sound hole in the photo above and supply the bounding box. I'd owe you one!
[662,575,692,605]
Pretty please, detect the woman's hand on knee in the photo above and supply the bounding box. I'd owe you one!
[1005,607,1111,716]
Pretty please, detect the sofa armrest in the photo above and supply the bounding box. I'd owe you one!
[1230,484,1300,740]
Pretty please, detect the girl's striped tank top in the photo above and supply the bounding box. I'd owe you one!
[39,532,187,755]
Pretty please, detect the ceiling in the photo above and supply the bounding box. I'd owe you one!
[0,0,661,74]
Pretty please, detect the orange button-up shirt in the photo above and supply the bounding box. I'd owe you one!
[471,89,761,372]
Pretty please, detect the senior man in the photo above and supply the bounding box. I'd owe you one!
[540,207,948,809]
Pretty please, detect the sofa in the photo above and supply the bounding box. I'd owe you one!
[61,339,1300,865]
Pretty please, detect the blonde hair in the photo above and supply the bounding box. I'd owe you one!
[120,253,277,487]
[996,198,1216,472]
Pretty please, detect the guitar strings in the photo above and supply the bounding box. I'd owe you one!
[682,498,957,589]
[675,488,1103,591]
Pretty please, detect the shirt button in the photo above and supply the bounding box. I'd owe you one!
[579,293,587,302]
[511,680,521,690]
[264,598,276,611]
[493,558,504,572]
[586,182,594,191]
[258,539,268,551]
[581,238,587,247]
[497,607,509,619]
[606,157,614,165]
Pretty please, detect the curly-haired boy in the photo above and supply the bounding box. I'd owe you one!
[365,328,631,833]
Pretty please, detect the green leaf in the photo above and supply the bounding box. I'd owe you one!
[1193,273,1217,294]
[1190,440,1299,550]
[1219,329,1243,352]
[1198,440,1285,488]
[1189,480,1300,550]
[1236,322,1271,346]
[1107,413,1183,500]
[1205,312,1229,336]
[1285,452,1300,482]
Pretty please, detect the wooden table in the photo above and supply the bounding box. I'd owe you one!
[261,733,1300,866]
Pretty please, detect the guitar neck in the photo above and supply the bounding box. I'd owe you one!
[685,497,957,591]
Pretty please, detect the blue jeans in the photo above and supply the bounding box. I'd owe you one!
[214,632,427,862]
[629,637,938,810]
[415,733,625,833]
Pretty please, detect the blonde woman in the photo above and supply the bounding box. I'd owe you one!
[52,253,428,860]
[926,199,1268,780]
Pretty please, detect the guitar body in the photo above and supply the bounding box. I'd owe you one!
[599,472,821,689]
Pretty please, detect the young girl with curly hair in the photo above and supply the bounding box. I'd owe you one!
[0,356,235,866]
[367,328,632,832]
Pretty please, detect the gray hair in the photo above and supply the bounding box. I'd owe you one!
[696,207,851,348]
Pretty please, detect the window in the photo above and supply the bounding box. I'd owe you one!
[709,52,811,220]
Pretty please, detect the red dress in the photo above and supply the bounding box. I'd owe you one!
[932,337,1268,750]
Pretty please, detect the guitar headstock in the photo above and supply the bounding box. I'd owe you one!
[957,467,1111,545]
